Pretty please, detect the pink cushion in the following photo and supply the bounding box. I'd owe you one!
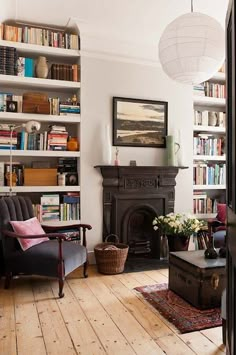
[10,217,49,251]
[216,203,226,223]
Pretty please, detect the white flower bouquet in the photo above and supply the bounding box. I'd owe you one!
[152,212,205,237]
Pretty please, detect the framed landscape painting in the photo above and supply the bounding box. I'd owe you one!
[113,97,168,147]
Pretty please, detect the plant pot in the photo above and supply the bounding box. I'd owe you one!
[167,234,190,252]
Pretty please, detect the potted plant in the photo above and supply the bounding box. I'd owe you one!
[152,213,205,251]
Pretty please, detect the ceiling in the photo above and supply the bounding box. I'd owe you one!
[3,0,229,60]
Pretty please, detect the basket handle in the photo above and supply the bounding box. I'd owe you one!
[105,234,119,243]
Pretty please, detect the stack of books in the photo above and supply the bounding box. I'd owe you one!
[0,46,17,75]
[47,125,68,151]
[40,194,60,222]
[193,84,205,96]
[0,123,17,149]
[59,103,80,116]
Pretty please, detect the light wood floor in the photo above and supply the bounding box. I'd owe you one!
[0,266,226,355]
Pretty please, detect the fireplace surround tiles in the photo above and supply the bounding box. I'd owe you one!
[95,165,186,259]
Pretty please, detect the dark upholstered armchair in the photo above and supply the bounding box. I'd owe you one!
[208,203,226,249]
[0,196,92,298]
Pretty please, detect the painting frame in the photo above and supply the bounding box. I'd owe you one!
[112,97,168,148]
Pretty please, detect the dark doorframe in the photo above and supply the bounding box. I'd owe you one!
[226,1,236,353]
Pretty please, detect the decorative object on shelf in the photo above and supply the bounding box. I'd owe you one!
[166,135,180,166]
[113,97,168,148]
[22,92,50,114]
[129,160,137,166]
[153,212,205,252]
[35,56,49,79]
[67,137,79,151]
[6,100,18,113]
[71,94,78,105]
[175,130,185,166]
[65,172,78,186]
[114,147,120,166]
[158,0,225,85]
[101,124,112,165]
[57,170,66,186]
[208,112,218,126]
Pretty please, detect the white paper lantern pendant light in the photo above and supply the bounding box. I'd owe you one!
[158,0,225,85]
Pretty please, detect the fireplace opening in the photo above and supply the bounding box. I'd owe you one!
[126,208,159,258]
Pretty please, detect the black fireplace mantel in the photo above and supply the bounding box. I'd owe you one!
[95,165,188,250]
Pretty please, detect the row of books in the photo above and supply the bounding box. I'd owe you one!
[194,110,226,127]
[193,193,219,214]
[0,46,17,75]
[51,63,79,82]
[0,23,79,50]
[193,163,226,186]
[193,82,226,98]
[204,82,226,98]
[0,92,80,115]
[32,193,80,222]
[0,47,80,82]
[193,135,225,156]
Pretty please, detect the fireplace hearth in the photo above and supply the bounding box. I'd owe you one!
[95,165,186,260]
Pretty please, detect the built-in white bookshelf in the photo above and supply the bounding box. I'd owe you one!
[193,71,226,218]
[0,28,81,224]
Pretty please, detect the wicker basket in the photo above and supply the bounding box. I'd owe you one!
[94,234,129,274]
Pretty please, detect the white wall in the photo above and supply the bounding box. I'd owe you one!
[80,55,193,258]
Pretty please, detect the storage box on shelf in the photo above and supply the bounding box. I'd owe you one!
[0,22,81,226]
[193,68,226,219]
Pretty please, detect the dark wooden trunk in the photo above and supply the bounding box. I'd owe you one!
[169,250,226,309]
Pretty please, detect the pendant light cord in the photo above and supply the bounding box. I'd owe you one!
[191,0,194,12]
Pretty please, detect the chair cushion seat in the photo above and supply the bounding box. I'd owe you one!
[6,240,86,277]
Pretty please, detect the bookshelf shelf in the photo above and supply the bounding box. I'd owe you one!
[0,150,80,157]
[41,220,81,227]
[193,125,225,133]
[193,185,226,190]
[193,96,226,108]
[1,186,80,193]
[0,112,80,123]
[0,40,80,58]
[193,155,226,161]
[0,74,80,91]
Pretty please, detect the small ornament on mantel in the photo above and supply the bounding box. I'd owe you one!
[114,147,120,166]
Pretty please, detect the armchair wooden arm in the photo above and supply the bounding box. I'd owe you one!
[3,229,66,240]
[42,223,92,247]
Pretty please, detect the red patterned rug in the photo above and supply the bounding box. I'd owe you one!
[134,283,222,333]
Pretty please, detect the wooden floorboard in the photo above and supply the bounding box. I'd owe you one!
[0,266,226,355]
